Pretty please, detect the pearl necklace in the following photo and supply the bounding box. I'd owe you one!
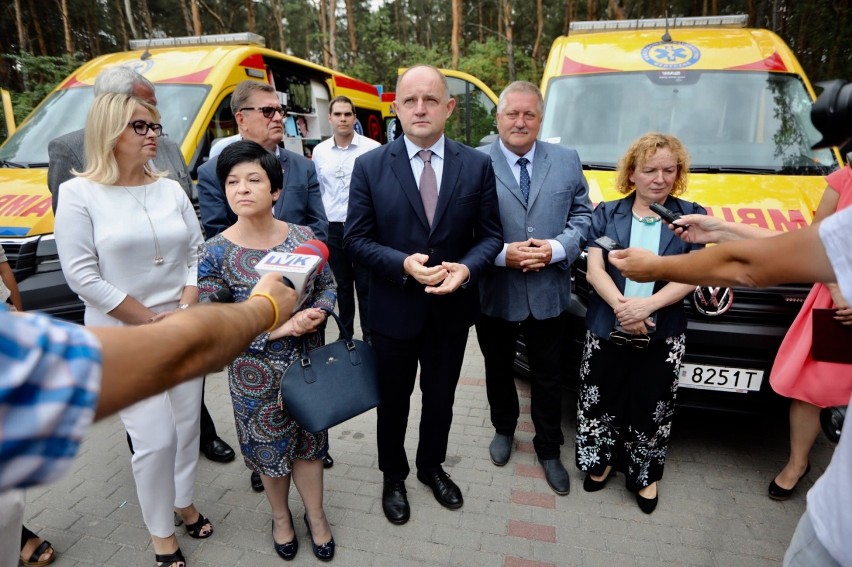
[122,184,164,265]
[632,210,661,225]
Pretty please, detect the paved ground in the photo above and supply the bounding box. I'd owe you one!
[22,329,835,567]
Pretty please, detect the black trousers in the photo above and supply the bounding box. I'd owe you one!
[476,313,567,459]
[327,222,370,341]
[373,325,469,481]
[199,377,218,445]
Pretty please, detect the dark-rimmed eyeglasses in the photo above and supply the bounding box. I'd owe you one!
[608,330,651,349]
[239,106,286,119]
[127,120,163,137]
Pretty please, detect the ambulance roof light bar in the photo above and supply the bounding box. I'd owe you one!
[129,33,265,50]
[569,15,748,34]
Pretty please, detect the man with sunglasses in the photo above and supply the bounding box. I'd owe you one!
[48,67,239,467]
[197,80,327,242]
[197,80,331,490]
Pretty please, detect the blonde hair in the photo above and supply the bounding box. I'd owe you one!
[614,132,690,196]
[74,93,164,185]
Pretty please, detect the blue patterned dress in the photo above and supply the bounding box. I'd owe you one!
[198,224,336,477]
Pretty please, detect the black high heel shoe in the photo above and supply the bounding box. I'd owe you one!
[768,462,811,501]
[272,513,298,561]
[303,513,335,562]
[583,470,615,493]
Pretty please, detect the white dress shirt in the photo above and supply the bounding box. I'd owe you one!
[403,135,446,194]
[313,132,381,222]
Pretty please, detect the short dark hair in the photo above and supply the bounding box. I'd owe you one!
[329,96,354,114]
[216,140,283,194]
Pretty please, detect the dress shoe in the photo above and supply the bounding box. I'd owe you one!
[541,458,570,495]
[272,516,298,561]
[768,462,811,501]
[323,454,334,469]
[250,471,264,492]
[636,492,658,514]
[416,468,464,509]
[489,433,513,466]
[382,480,410,524]
[201,437,235,463]
[304,513,335,561]
[583,470,614,493]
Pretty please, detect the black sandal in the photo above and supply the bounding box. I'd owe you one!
[155,548,185,567]
[20,539,55,567]
[184,513,214,539]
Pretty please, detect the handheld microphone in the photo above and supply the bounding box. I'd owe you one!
[255,239,329,311]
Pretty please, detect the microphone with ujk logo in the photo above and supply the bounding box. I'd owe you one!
[255,239,329,312]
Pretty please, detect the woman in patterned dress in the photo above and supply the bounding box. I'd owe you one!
[198,141,337,561]
[575,133,706,513]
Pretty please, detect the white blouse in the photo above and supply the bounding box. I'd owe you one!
[55,176,203,321]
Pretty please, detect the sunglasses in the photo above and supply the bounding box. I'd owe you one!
[127,120,163,137]
[608,330,651,349]
[239,106,286,119]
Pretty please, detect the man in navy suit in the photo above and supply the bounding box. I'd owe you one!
[197,80,327,242]
[344,65,502,525]
[476,81,592,495]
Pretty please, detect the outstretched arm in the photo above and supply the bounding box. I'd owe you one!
[92,273,296,418]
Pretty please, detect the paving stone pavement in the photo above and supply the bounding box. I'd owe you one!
[21,329,835,567]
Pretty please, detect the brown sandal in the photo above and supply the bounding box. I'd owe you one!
[20,538,56,567]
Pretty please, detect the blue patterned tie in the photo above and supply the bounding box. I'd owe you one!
[517,157,530,204]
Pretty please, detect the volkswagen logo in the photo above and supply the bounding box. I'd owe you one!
[693,286,734,316]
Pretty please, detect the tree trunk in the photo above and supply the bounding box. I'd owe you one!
[587,0,596,19]
[27,0,47,54]
[113,0,129,50]
[319,0,329,67]
[271,0,287,52]
[532,0,543,70]
[564,0,574,36]
[58,0,74,55]
[503,0,516,82]
[191,0,202,35]
[479,0,484,42]
[123,0,139,38]
[328,0,338,69]
[345,0,357,55]
[608,0,626,18]
[245,0,256,33]
[451,0,461,69]
[13,0,28,52]
[198,0,226,33]
[139,0,154,37]
[395,0,402,42]
[178,0,193,35]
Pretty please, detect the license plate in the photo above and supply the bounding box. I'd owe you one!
[678,364,763,393]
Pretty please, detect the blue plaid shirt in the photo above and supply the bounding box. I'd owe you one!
[0,306,102,490]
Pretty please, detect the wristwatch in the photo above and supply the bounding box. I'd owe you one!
[177,303,190,310]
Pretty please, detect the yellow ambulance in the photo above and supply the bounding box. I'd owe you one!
[539,15,841,410]
[0,33,385,321]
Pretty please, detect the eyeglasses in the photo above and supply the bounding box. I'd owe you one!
[239,106,286,119]
[127,120,163,137]
[608,330,651,349]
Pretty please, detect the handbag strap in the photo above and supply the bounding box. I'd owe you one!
[296,308,361,384]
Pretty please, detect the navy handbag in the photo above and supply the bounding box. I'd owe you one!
[280,308,380,433]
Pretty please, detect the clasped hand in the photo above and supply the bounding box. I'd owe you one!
[613,296,656,334]
[506,238,552,272]
[403,253,469,295]
[270,307,327,339]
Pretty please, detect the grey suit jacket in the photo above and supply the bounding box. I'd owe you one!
[47,129,193,212]
[478,140,592,321]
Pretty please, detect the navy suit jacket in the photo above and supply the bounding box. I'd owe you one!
[585,194,706,339]
[478,141,592,322]
[197,147,328,240]
[344,136,503,339]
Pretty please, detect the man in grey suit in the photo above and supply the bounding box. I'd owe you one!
[476,81,592,495]
[47,67,237,465]
[47,67,192,211]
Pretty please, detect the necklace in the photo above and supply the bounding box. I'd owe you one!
[632,210,661,225]
[122,184,164,265]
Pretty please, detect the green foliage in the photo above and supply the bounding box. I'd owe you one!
[0,52,85,142]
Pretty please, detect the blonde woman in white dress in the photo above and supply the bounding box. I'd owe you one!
[54,93,209,567]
